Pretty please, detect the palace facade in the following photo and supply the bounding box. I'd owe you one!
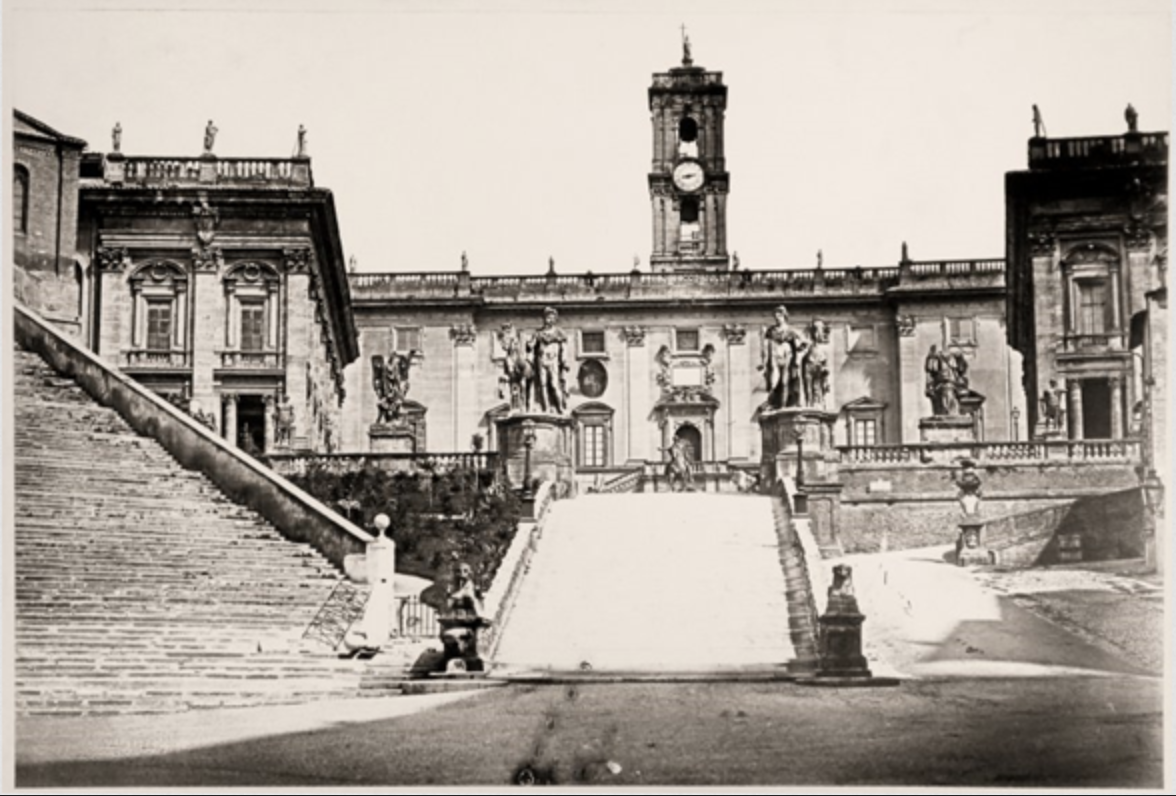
[11,112,358,454]
[337,49,1034,471]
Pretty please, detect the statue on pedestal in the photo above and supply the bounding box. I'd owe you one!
[372,350,413,424]
[1125,103,1139,133]
[760,305,809,410]
[662,436,696,493]
[438,562,490,673]
[296,124,307,157]
[1040,378,1066,431]
[801,319,831,410]
[274,393,295,448]
[112,122,122,154]
[496,323,533,413]
[528,307,569,416]
[924,344,968,416]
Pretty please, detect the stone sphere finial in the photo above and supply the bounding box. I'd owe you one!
[373,513,392,535]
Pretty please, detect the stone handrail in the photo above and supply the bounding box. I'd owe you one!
[114,156,312,188]
[482,480,558,663]
[348,260,1005,304]
[1029,132,1168,168]
[14,302,372,569]
[267,451,499,477]
[838,439,1141,465]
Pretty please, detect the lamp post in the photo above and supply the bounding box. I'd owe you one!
[793,428,808,515]
[521,419,537,500]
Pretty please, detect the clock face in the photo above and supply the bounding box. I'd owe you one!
[672,161,705,193]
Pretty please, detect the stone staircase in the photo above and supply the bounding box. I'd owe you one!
[491,493,800,673]
[12,347,416,715]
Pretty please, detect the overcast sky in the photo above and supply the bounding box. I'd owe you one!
[4,0,1170,276]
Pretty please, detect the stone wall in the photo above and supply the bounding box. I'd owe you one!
[12,130,84,334]
[984,488,1146,567]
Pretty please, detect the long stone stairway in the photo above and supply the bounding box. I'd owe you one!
[491,492,800,673]
[11,347,411,715]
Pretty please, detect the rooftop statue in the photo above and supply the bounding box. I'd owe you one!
[1125,103,1139,133]
[203,120,218,155]
[296,124,307,157]
[1032,104,1045,138]
[112,122,122,154]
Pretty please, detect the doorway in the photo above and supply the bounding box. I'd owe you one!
[237,395,267,455]
[1080,378,1112,440]
[674,423,703,463]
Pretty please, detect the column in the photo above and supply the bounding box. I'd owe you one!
[223,393,238,446]
[130,282,143,348]
[1110,376,1124,439]
[283,248,313,446]
[263,395,276,453]
[723,323,750,459]
[1068,378,1084,441]
[704,194,717,256]
[451,324,478,451]
[623,326,651,461]
[190,248,222,409]
[896,314,922,443]
[175,282,188,353]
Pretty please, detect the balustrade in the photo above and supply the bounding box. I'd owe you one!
[218,351,284,370]
[114,156,310,187]
[838,438,1139,466]
[123,349,191,368]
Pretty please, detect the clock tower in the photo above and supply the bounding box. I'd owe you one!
[648,38,730,272]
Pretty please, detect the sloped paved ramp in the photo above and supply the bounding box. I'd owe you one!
[492,493,796,673]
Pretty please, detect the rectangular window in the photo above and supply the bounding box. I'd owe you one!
[581,424,606,468]
[146,302,172,350]
[676,328,700,352]
[848,325,876,352]
[948,317,976,345]
[396,327,421,352]
[1077,281,1109,336]
[854,419,877,447]
[581,330,606,355]
[240,303,266,352]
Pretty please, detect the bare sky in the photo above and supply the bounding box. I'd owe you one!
[4,0,1170,275]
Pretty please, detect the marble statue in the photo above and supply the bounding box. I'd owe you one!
[203,120,218,154]
[372,350,413,424]
[925,344,968,416]
[528,307,569,415]
[760,305,809,410]
[496,323,533,413]
[801,319,831,409]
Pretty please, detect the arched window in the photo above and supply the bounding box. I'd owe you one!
[13,165,29,234]
[126,261,189,367]
[222,262,282,369]
[573,402,615,469]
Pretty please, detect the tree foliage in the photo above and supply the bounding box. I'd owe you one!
[288,462,521,600]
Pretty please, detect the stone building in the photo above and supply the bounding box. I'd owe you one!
[1005,111,1168,481]
[11,111,358,454]
[340,49,1025,471]
[11,111,88,337]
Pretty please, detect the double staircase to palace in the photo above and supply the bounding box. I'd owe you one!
[12,346,413,715]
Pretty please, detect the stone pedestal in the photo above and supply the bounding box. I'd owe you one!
[438,614,491,674]
[956,519,993,566]
[758,408,838,485]
[495,413,576,494]
[816,593,872,680]
[370,423,416,453]
[919,415,976,444]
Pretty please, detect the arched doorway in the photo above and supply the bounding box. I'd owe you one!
[674,423,702,463]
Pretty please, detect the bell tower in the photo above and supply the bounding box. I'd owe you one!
[648,35,730,272]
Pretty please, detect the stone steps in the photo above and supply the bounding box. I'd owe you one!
[10,346,376,715]
[493,493,800,672]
